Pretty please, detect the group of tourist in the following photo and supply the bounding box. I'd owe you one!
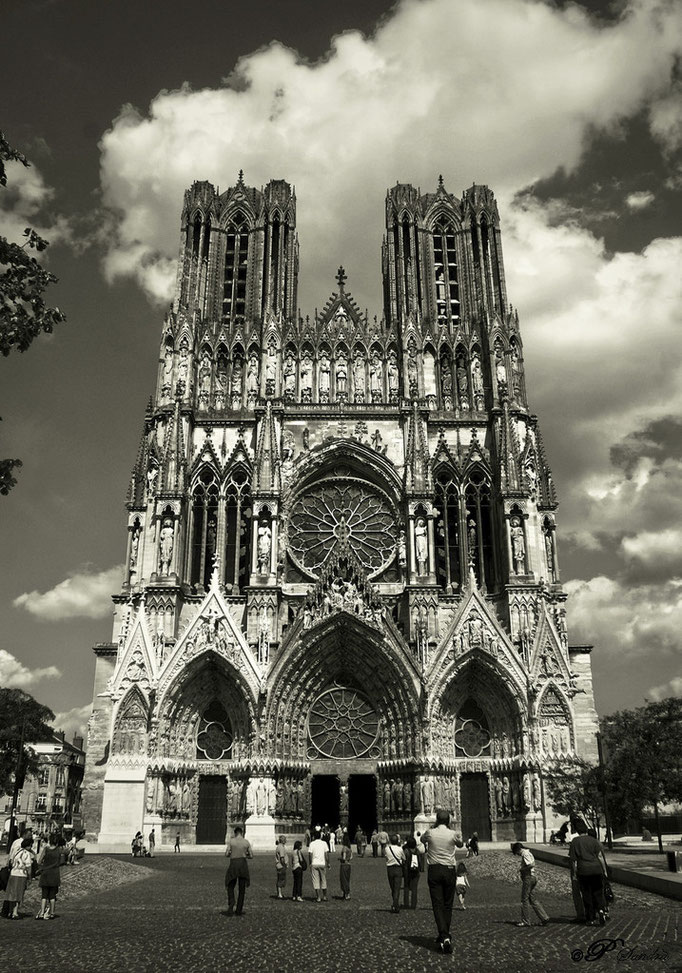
[1,828,70,920]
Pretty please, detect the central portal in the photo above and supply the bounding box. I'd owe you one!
[310,775,340,829]
[459,772,491,841]
[348,775,377,838]
[196,775,227,844]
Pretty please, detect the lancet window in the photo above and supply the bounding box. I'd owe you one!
[224,466,252,592]
[432,217,460,321]
[223,212,248,321]
[435,469,462,591]
[465,470,496,589]
[190,468,219,590]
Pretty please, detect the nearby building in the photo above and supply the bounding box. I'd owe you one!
[3,732,85,835]
[82,174,599,849]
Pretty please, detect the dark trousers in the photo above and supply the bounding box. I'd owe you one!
[372,842,378,858]
[387,866,402,911]
[292,868,303,899]
[340,862,351,896]
[578,873,606,921]
[571,876,586,919]
[427,864,457,941]
[404,868,420,909]
[227,876,247,914]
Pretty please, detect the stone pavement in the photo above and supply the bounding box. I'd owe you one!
[2,851,680,973]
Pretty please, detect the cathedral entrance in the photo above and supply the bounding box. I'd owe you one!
[196,775,227,844]
[459,773,491,841]
[310,775,340,829]
[347,775,377,838]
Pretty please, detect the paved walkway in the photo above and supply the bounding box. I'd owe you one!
[2,851,680,973]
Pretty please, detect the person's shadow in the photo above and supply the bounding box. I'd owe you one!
[399,935,440,953]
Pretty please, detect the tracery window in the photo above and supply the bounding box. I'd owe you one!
[223,212,248,320]
[196,700,233,761]
[432,217,459,321]
[224,466,251,591]
[307,685,380,759]
[465,470,496,589]
[288,478,396,578]
[190,468,219,590]
[435,469,461,591]
[454,698,491,758]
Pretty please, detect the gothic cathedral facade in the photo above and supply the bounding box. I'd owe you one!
[83,175,599,848]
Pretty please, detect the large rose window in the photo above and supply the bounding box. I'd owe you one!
[307,685,381,759]
[288,478,396,577]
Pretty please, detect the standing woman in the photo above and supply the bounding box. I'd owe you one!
[511,842,550,927]
[385,834,406,913]
[275,835,288,899]
[35,833,61,919]
[291,840,305,902]
[402,836,420,909]
[5,836,34,919]
[339,834,353,900]
[225,826,253,916]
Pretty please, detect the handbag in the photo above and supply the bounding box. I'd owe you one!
[0,865,10,890]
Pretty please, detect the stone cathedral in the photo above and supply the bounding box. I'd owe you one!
[83,174,599,849]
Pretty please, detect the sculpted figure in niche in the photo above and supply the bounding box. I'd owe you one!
[318,352,331,402]
[177,343,189,390]
[214,363,227,410]
[522,773,531,811]
[300,353,313,403]
[471,349,484,409]
[387,349,399,403]
[257,523,271,574]
[283,352,296,401]
[511,345,523,399]
[383,779,391,813]
[370,351,383,402]
[544,527,555,582]
[441,360,453,410]
[353,350,366,402]
[146,465,158,495]
[415,517,428,575]
[162,345,174,390]
[335,352,348,397]
[456,359,470,410]
[246,777,258,814]
[404,780,412,813]
[511,777,521,813]
[265,343,277,395]
[495,344,507,387]
[532,773,542,812]
[199,351,212,400]
[398,530,407,570]
[246,351,259,403]
[159,518,174,575]
[510,516,526,574]
[255,776,267,816]
[407,342,419,396]
[231,357,243,407]
[501,776,511,815]
[129,524,141,570]
[494,777,503,815]
[420,776,435,814]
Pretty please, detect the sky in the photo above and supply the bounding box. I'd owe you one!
[1,0,681,739]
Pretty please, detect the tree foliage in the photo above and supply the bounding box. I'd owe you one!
[0,687,55,796]
[601,697,682,848]
[1,131,66,494]
[544,757,604,834]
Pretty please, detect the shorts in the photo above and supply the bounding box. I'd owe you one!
[276,869,286,888]
[311,865,327,890]
[456,883,467,896]
[41,886,59,899]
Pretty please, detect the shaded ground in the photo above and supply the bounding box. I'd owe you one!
[2,851,680,973]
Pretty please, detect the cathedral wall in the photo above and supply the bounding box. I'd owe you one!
[568,645,599,761]
[81,645,116,840]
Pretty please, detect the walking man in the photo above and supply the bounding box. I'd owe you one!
[309,827,330,902]
[174,832,181,853]
[422,809,464,954]
[225,825,253,916]
[148,829,155,857]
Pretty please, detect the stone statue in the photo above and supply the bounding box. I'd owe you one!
[129,524,141,569]
[300,353,313,402]
[407,342,419,396]
[403,780,412,813]
[369,352,382,401]
[502,776,511,815]
[495,344,506,386]
[159,518,174,575]
[177,343,189,388]
[510,517,526,574]
[199,351,212,396]
[383,779,391,813]
[146,465,158,494]
[532,774,542,812]
[162,346,174,388]
[335,352,348,396]
[522,773,531,811]
[467,611,483,648]
[302,428,310,451]
[353,351,366,402]
[265,343,277,395]
[441,361,453,409]
[471,349,484,408]
[494,777,503,815]
[266,778,276,815]
[420,776,434,814]
[511,777,521,813]
[398,530,407,570]
[246,777,257,814]
[257,523,272,575]
[511,345,523,398]
[456,360,469,410]
[467,516,477,562]
[318,353,331,402]
[255,776,267,816]
[544,526,555,581]
[387,349,399,402]
[415,517,428,575]
[231,357,243,398]
[283,352,296,400]
[247,351,259,401]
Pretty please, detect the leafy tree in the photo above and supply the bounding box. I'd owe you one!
[602,697,682,853]
[0,687,55,797]
[1,132,66,494]
[544,756,605,835]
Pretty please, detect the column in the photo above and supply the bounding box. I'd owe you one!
[427,515,436,576]
[269,516,278,576]
[408,513,416,582]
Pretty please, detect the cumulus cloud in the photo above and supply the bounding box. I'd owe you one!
[625,190,655,210]
[647,676,682,701]
[13,565,123,621]
[97,0,682,308]
[649,80,682,155]
[0,648,60,688]
[52,703,92,740]
[0,158,72,248]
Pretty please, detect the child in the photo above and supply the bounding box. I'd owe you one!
[456,861,470,909]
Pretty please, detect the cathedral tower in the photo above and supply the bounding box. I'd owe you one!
[83,176,598,850]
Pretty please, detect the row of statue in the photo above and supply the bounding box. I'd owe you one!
[147,774,193,817]
[493,772,542,816]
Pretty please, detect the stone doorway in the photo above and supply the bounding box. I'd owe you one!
[347,774,377,838]
[196,775,227,844]
[310,774,340,830]
[460,772,491,841]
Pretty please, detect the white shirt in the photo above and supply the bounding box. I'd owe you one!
[309,838,328,867]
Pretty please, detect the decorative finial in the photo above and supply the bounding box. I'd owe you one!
[335,266,347,293]
[438,174,444,189]
[237,169,244,185]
